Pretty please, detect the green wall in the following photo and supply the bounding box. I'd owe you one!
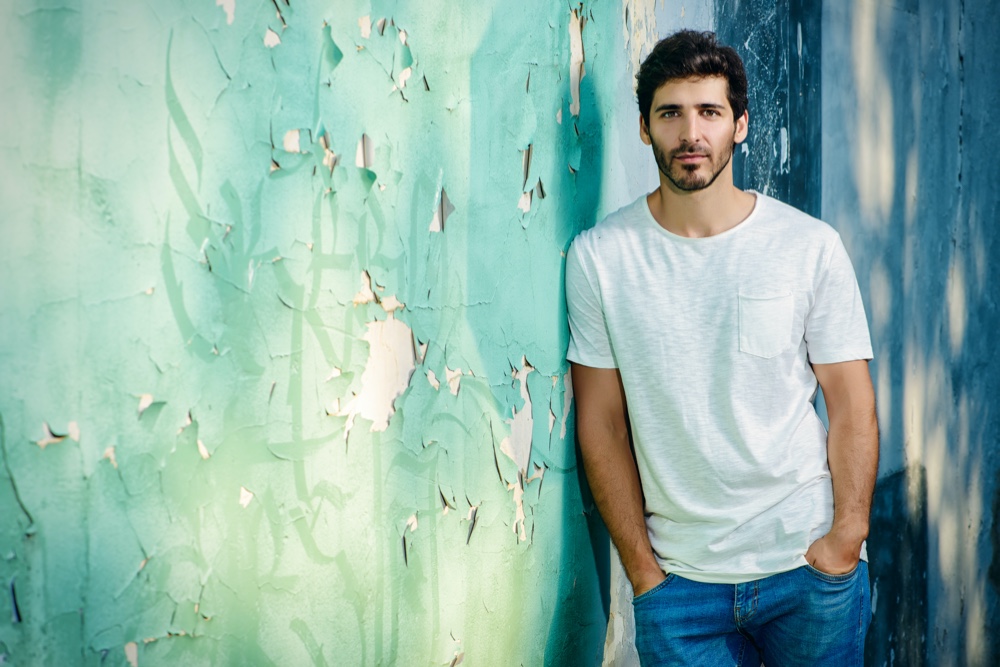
[0,1,633,664]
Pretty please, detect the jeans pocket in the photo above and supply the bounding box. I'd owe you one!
[738,291,793,358]
[632,574,675,606]
[804,562,860,584]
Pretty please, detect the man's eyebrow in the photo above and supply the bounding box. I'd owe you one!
[652,102,726,112]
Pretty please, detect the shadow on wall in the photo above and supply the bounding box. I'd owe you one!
[822,0,1000,664]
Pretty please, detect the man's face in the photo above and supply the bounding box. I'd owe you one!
[640,76,748,192]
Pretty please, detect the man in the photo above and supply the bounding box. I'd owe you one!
[565,30,878,666]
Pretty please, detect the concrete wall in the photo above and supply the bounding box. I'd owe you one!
[822,0,1000,664]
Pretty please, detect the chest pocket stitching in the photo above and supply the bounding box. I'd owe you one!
[738,291,794,359]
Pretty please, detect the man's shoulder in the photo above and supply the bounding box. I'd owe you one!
[574,196,647,245]
[756,194,840,248]
[755,193,839,242]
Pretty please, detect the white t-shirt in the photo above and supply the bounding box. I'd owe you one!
[565,193,873,584]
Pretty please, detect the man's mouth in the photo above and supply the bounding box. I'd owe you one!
[674,153,708,163]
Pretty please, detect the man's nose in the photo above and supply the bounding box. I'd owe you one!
[679,115,701,143]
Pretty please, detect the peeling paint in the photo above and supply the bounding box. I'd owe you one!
[569,8,587,117]
[216,0,235,26]
[501,358,534,476]
[0,1,623,663]
[347,314,415,433]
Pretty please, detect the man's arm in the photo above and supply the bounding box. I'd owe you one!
[572,362,665,596]
[806,359,879,574]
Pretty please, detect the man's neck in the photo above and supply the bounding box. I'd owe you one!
[647,180,756,238]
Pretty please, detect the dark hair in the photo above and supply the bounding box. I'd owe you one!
[636,30,748,126]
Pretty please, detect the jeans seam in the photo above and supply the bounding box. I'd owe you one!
[632,573,673,606]
[804,562,860,583]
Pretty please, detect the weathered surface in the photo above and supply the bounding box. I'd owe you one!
[823,0,1000,664]
[0,1,631,664]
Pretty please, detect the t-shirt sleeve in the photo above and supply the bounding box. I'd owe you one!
[804,234,874,364]
[565,238,617,368]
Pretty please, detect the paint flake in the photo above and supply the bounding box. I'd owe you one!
[264,28,281,48]
[559,369,575,439]
[103,446,118,468]
[359,15,372,38]
[282,129,300,153]
[397,67,412,89]
[426,370,440,390]
[429,188,455,232]
[444,366,463,396]
[355,134,374,169]
[353,271,377,305]
[124,641,139,667]
[239,486,254,508]
[500,358,534,474]
[568,9,586,116]
[517,191,532,213]
[380,294,404,312]
[510,478,527,542]
[406,514,418,532]
[196,440,210,460]
[779,126,789,172]
[36,423,65,449]
[137,394,155,415]
[216,0,235,25]
[466,505,478,544]
[345,314,416,432]
[521,144,533,188]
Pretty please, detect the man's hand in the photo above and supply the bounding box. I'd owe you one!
[805,526,864,574]
[631,568,668,597]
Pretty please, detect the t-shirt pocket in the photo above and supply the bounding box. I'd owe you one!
[738,291,793,358]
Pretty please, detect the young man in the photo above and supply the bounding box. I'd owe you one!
[565,30,878,666]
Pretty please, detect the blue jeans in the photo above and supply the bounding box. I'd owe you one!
[632,562,871,666]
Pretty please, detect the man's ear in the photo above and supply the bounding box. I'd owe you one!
[734,110,749,144]
[639,114,652,146]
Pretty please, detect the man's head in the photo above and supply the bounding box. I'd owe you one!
[636,30,748,128]
[636,31,749,193]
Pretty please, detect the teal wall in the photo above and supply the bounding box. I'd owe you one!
[0,1,637,664]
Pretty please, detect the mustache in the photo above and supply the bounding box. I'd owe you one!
[670,143,710,158]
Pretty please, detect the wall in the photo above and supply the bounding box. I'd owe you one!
[0,1,639,664]
[822,0,999,665]
[1,1,996,666]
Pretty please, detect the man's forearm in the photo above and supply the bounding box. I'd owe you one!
[578,424,664,592]
[807,360,879,572]
[826,403,879,543]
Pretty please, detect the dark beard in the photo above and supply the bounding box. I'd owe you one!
[651,134,736,192]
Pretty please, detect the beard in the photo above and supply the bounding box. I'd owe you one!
[651,131,736,192]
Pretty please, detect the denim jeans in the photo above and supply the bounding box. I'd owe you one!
[632,562,871,666]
